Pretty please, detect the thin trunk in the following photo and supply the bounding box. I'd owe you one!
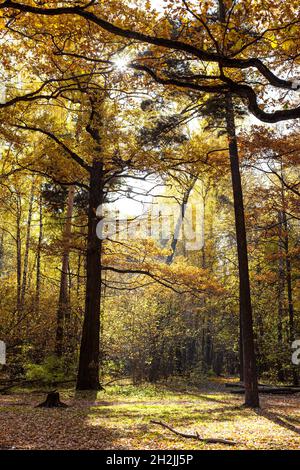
[204,324,213,370]
[166,175,197,264]
[76,252,81,296]
[76,159,104,390]
[0,231,4,274]
[277,211,285,382]
[55,185,75,357]
[16,194,22,317]
[225,94,259,407]
[19,183,34,314]
[282,210,298,386]
[280,160,298,386]
[34,190,43,317]
[201,187,207,269]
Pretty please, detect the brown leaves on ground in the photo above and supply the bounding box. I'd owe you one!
[1,384,300,450]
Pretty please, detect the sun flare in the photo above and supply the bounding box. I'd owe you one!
[113,55,131,71]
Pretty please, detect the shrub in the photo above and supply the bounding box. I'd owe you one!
[25,355,74,384]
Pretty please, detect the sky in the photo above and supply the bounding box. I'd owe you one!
[150,0,164,11]
[112,176,165,216]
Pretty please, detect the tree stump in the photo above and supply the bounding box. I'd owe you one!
[37,391,68,408]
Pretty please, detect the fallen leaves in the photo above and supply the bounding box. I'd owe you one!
[0,385,300,450]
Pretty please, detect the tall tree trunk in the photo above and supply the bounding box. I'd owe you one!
[166,174,197,264]
[76,159,104,390]
[279,159,298,386]
[16,193,22,318]
[201,185,208,270]
[225,94,259,407]
[34,190,43,317]
[282,210,298,386]
[0,231,4,274]
[277,211,285,382]
[76,252,82,296]
[239,314,244,382]
[19,182,35,314]
[217,0,254,395]
[55,185,75,357]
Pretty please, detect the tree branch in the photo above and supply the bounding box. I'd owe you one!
[151,420,237,445]
[12,123,91,172]
[1,1,300,122]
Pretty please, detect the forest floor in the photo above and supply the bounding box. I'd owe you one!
[1,378,300,450]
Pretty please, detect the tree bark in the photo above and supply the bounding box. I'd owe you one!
[55,185,75,357]
[282,210,298,386]
[166,174,197,264]
[16,193,22,318]
[239,314,244,382]
[76,159,104,390]
[19,181,34,314]
[225,94,259,407]
[277,210,285,382]
[37,391,68,408]
[0,231,4,274]
[279,160,298,386]
[34,189,43,317]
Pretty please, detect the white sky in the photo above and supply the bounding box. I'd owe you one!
[150,0,164,11]
[112,176,165,216]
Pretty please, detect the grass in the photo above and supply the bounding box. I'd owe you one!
[0,380,300,450]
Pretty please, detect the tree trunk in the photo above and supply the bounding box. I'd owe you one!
[34,189,43,317]
[0,231,4,274]
[76,160,104,390]
[76,252,82,296]
[277,210,285,382]
[213,351,224,376]
[37,391,68,408]
[16,193,22,318]
[282,209,298,386]
[204,325,213,370]
[225,94,259,408]
[279,159,298,386]
[55,185,75,357]
[239,314,244,382]
[19,182,34,314]
[166,174,197,264]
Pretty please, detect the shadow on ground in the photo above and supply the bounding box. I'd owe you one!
[256,408,300,436]
[0,389,126,450]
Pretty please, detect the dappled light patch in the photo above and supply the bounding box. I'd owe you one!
[1,384,300,450]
